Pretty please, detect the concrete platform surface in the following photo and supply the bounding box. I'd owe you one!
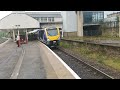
[0,40,80,79]
[37,41,80,79]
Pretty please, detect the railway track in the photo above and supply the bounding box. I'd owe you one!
[52,47,114,79]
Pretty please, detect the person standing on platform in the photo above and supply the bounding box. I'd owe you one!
[16,35,20,47]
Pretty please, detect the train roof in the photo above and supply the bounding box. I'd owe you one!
[28,29,39,34]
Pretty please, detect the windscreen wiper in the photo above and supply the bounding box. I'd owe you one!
[47,32,52,36]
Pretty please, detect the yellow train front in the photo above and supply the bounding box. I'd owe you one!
[37,27,60,47]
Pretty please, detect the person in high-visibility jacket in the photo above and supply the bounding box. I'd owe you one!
[16,35,20,47]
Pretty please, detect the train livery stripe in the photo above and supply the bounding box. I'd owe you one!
[43,44,81,79]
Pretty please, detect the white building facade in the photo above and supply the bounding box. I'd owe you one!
[61,11,83,37]
[26,12,63,29]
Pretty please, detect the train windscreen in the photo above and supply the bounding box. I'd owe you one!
[47,28,58,36]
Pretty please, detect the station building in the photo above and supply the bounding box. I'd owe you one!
[26,12,63,29]
[83,11,104,36]
[61,11,104,37]
[0,11,105,40]
[104,12,120,27]
[0,11,63,41]
[0,11,40,41]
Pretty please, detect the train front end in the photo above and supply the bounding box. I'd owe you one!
[45,27,60,47]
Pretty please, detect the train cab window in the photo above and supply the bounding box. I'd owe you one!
[47,28,58,36]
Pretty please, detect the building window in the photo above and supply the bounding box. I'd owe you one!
[98,12,103,20]
[48,17,51,22]
[83,11,104,24]
[51,17,54,22]
[41,17,47,22]
[48,17,54,22]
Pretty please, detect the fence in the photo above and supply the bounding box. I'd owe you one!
[83,21,120,37]
[0,32,6,38]
[100,21,119,37]
[0,31,11,38]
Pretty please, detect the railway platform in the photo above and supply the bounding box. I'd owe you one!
[0,39,80,79]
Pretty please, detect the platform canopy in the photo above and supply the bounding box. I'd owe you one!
[0,11,40,30]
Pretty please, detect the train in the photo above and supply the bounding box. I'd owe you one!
[36,27,61,47]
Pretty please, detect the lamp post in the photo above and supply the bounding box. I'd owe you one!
[15,25,20,47]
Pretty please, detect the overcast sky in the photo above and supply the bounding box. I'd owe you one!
[0,11,119,20]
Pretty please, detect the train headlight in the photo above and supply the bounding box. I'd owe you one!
[47,38,50,41]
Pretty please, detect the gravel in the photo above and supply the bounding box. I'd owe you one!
[55,47,120,79]
[52,48,111,79]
